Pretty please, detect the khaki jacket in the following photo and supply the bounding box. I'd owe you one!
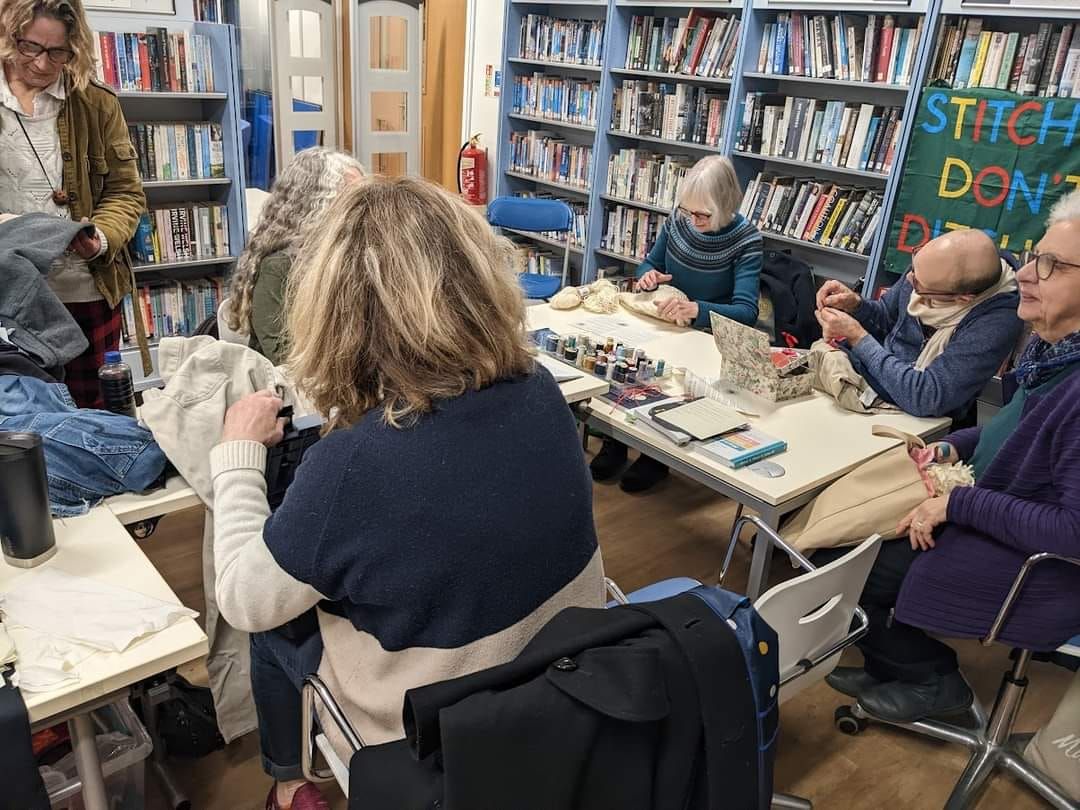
[58,77,151,370]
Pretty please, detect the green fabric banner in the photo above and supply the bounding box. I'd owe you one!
[882,88,1080,277]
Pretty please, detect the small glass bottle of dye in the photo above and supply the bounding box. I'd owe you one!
[544,334,559,354]
[556,336,566,356]
[639,360,652,382]
[605,357,615,381]
[565,345,579,364]
[655,359,666,378]
[626,365,638,384]
[583,354,597,373]
[613,361,627,383]
[604,337,615,353]
[594,355,607,377]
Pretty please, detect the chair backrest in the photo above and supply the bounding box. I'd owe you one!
[216,296,249,345]
[754,536,882,703]
[487,195,574,233]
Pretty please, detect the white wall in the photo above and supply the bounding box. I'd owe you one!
[462,0,505,201]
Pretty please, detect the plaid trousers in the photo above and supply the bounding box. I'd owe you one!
[63,301,123,410]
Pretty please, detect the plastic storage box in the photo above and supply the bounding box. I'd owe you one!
[40,699,153,810]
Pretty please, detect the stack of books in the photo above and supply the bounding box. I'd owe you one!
[128,122,226,182]
[510,243,564,276]
[193,0,226,23]
[931,19,1080,96]
[611,80,728,147]
[507,130,593,189]
[736,94,902,174]
[740,174,884,256]
[606,149,694,209]
[624,12,742,79]
[511,73,600,126]
[602,206,667,261]
[519,14,605,66]
[130,205,230,265]
[121,278,223,343]
[758,13,922,85]
[513,192,588,248]
[92,29,215,93]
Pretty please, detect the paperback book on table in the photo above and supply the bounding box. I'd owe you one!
[697,428,787,469]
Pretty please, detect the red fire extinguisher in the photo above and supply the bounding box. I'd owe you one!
[458,134,488,206]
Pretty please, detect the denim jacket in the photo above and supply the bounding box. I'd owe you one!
[0,375,166,516]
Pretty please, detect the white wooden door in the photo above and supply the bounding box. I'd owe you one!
[353,0,422,175]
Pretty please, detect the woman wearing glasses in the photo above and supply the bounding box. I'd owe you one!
[591,155,763,491]
[0,0,145,408]
[821,190,1080,724]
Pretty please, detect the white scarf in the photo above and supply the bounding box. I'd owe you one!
[907,265,1017,371]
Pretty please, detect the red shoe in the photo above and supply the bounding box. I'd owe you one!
[265,782,331,810]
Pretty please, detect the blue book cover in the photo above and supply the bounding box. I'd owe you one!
[837,15,849,79]
[125,34,137,91]
[767,24,778,73]
[699,427,787,469]
[200,125,211,178]
[186,126,198,179]
[774,16,788,75]
[166,126,178,179]
[115,33,128,89]
[892,29,909,84]
[860,117,881,171]
[955,21,983,88]
[133,213,154,262]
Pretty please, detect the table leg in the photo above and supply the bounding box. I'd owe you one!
[746,509,781,602]
[69,713,109,810]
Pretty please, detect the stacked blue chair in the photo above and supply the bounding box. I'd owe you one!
[486,196,574,300]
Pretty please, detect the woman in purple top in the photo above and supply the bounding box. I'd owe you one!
[821,191,1080,724]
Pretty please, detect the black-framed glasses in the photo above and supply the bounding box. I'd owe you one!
[1019,250,1080,281]
[16,38,75,65]
[677,206,713,224]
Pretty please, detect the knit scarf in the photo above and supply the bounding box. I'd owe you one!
[906,266,1017,371]
[1014,330,1080,390]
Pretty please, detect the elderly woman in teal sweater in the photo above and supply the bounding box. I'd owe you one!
[592,155,763,491]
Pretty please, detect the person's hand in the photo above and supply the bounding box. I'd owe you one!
[69,218,102,260]
[816,279,861,313]
[928,442,959,465]
[222,390,288,447]
[654,298,698,326]
[815,307,867,345]
[634,270,673,292]
[898,495,950,551]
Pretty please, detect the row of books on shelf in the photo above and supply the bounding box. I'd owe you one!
[130,204,230,266]
[611,81,728,148]
[606,149,693,211]
[511,244,566,277]
[512,193,588,248]
[736,94,902,175]
[624,13,741,80]
[931,19,1080,97]
[128,122,226,182]
[741,174,883,256]
[120,278,222,345]
[507,131,593,190]
[511,74,600,126]
[758,13,922,86]
[601,206,666,262]
[193,0,227,24]
[92,29,215,94]
[518,15,605,67]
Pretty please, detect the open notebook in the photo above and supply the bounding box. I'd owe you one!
[650,397,747,441]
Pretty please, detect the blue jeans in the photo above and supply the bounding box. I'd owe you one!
[0,375,166,516]
[249,629,324,781]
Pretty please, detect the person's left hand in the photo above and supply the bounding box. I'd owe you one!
[655,298,698,326]
[898,495,950,551]
[815,307,867,345]
[222,390,288,447]
[69,218,102,260]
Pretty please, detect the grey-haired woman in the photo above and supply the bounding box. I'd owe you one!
[226,147,365,365]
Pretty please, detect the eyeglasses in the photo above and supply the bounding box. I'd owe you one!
[1019,250,1080,281]
[15,38,75,65]
[677,206,714,229]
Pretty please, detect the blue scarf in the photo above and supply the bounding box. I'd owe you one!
[1013,330,1080,389]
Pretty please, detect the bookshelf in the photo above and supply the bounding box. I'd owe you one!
[87,7,247,390]
[729,0,938,288]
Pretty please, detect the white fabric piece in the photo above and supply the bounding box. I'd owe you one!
[5,627,93,692]
[0,71,102,303]
[0,622,15,665]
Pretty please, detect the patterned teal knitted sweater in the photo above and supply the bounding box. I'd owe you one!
[637,213,763,328]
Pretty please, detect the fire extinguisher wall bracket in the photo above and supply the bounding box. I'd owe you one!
[458,134,489,207]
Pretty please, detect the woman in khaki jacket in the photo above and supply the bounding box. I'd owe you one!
[0,0,145,408]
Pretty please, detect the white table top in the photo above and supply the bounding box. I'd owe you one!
[528,304,951,509]
[1,509,208,725]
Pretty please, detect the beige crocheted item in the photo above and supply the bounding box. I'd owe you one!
[925,462,976,497]
[618,285,690,323]
[548,279,621,313]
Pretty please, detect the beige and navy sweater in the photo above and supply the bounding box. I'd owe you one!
[210,368,605,755]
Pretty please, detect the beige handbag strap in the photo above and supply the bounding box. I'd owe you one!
[872,424,926,450]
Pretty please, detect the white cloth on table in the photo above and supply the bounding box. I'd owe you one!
[0,568,196,692]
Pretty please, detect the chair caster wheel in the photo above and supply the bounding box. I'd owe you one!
[835,705,868,736]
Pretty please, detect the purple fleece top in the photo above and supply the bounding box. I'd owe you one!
[895,367,1080,650]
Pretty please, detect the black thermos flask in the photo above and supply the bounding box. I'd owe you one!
[0,432,57,568]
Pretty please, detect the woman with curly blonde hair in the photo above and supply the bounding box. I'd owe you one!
[0,0,146,407]
[226,147,365,365]
[209,175,603,810]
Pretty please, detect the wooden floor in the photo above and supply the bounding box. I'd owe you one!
[141,442,1072,810]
